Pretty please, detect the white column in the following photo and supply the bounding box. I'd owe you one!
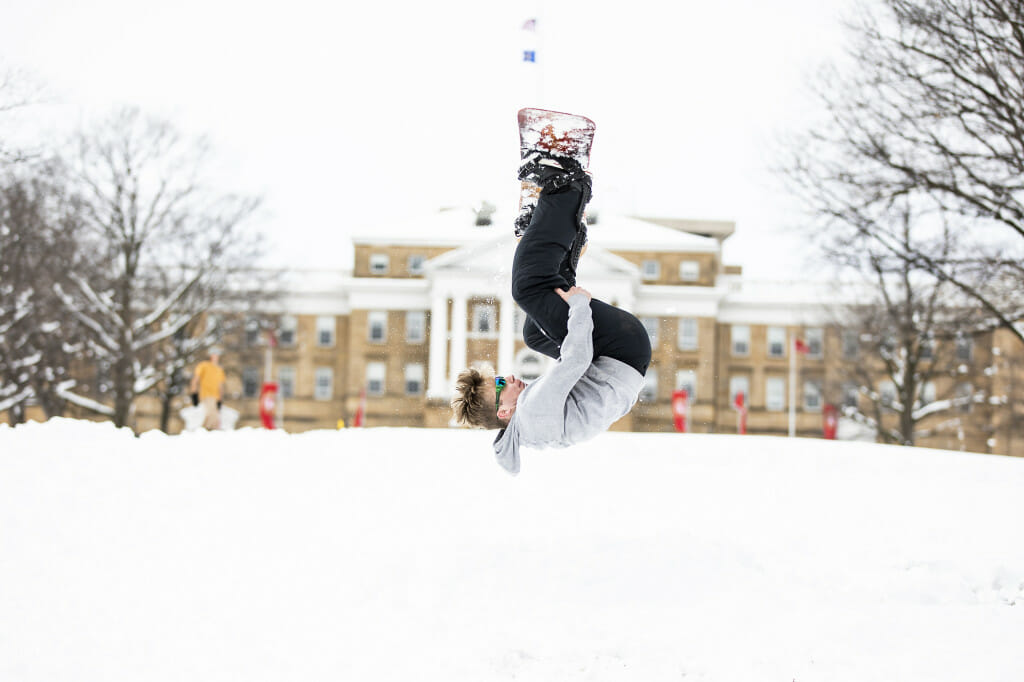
[449,293,468,388]
[427,294,449,399]
[498,291,516,375]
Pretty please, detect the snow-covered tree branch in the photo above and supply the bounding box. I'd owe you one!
[0,164,88,422]
[54,106,265,429]
[824,198,997,446]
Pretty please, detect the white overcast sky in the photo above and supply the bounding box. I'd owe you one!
[1,0,854,278]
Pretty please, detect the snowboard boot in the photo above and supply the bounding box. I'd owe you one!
[514,152,592,238]
[514,151,592,252]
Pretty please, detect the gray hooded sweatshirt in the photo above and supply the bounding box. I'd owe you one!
[493,293,645,474]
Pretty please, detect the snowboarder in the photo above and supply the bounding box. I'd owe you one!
[451,109,651,474]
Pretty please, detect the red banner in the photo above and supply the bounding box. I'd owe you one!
[353,387,366,428]
[259,382,278,429]
[672,389,689,433]
[734,390,747,435]
[823,403,838,440]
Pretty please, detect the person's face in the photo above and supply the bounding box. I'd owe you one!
[210,353,221,364]
[495,375,526,420]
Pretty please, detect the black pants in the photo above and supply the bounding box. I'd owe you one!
[511,186,651,376]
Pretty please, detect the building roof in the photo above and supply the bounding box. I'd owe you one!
[351,207,722,254]
[632,216,736,242]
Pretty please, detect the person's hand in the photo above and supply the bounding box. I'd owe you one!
[555,285,592,302]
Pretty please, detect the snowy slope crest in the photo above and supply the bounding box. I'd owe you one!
[2,418,1023,682]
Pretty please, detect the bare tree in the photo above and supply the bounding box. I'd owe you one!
[783,0,1024,346]
[55,106,263,429]
[0,164,90,422]
[832,207,988,444]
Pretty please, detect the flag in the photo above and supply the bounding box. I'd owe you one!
[266,329,278,348]
[353,387,366,427]
[523,50,536,63]
[522,18,536,31]
[795,338,810,354]
[671,389,689,433]
[733,390,747,435]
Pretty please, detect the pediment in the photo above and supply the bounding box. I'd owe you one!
[425,232,639,280]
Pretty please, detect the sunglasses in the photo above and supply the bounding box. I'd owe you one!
[494,376,507,412]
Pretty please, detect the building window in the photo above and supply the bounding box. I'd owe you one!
[920,333,935,360]
[640,368,658,402]
[679,260,700,282]
[955,382,973,412]
[879,380,897,410]
[473,304,496,335]
[842,330,859,359]
[368,311,387,343]
[407,255,426,275]
[405,363,424,395]
[765,377,785,411]
[278,367,295,399]
[729,375,750,407]
[920,381,936,405]
[804,380,823,412]
[245,316,261,346]
[641,317,659,345]
[731,325,750,357]
[881,333,896,356]
[767,326,786,358]
[369,254,389,275]
[806,327,824,357]
[366,362,386,396]
[675,369,697,402]
[316,316,335,347]
[678,318,698,351]
[278,315,297,347]
[842,382,859,409]
[516,350,544,382]
[956,334,973,362]
[406,311,425,343]
[641,259,660,281]
[314,367,333,400]
[242,367,260,398]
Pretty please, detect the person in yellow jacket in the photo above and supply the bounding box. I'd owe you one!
[190,348,226,430]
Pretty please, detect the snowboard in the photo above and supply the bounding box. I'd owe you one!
[516,107,596,238]
[180,404,239,431]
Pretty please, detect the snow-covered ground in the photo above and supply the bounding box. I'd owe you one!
[2,419,1023,681]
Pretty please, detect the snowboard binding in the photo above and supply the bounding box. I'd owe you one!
[517,152,591,192]
[514,152,592,239]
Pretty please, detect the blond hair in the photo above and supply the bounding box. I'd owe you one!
[451,367,505,429]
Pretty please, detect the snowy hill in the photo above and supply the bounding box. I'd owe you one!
[1,419,1023,681]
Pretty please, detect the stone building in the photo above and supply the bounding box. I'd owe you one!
[185,208,1017,455]
[18,207,1021,456]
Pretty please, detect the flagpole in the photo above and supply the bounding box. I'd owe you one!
[535,9,544,105]
[789,336,797,437]
[521,10,542,105]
